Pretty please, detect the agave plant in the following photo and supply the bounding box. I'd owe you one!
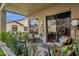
[1,32,17,54]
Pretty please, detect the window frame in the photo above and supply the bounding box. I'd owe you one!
[12,25,18,32]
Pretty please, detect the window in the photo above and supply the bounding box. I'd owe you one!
[30,18,39,34]
[12,25,18,32]
[24,27,28,31]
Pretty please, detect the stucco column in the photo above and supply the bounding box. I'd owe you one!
[0,4,6,32]
[43,18,47,43]
[27,17,31,33]
[39,17,47,43]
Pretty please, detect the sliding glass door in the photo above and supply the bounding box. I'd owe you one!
[46,17,56,42]
[46,11,71,42]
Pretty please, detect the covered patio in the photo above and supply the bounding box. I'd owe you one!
[0,3,79,56]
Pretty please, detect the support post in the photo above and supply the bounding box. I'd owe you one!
[0,3,6,32]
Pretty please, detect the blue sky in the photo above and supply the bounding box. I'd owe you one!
[6,11,26,21]
[6,11,39,25]
[31,19,39,25]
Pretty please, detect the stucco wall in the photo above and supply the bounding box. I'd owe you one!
[6,22,24,32]
[6,19,29,32]
[18,19,28,27]
[28,4,79,43]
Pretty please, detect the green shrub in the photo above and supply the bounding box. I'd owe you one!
[0,32,17,54]
[0,32,32,55]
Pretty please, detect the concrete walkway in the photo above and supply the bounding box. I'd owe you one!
[35,43,54,56]
[0,41,16,56]
[26,43,54,56]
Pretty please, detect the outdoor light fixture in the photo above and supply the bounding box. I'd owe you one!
[71,19,79,27]
[71,18,79,42]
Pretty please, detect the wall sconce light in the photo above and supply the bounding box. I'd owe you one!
[71,18,79,27]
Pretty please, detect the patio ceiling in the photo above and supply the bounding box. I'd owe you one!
[5,3,57,16]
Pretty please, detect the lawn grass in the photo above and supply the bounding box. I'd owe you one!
[0,48,6,56]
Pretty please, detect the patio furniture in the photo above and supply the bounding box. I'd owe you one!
[54,36,74,56]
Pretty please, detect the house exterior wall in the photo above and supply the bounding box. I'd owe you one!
[6,22,24,32]
[28,4,79,43]
[17,19,28,27]
[6,19,28,32]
